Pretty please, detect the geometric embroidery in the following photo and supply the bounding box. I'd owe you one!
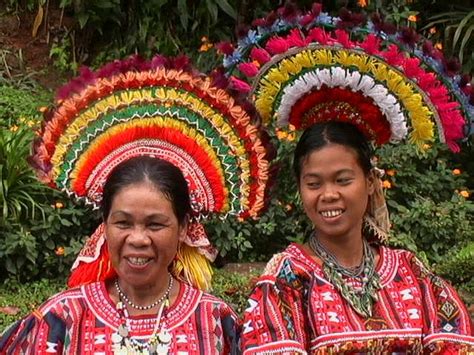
[441,302,456,318]
[241,244,474,354]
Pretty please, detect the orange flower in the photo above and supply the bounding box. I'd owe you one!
[55,247,65,256]
[38,106,48,113]
[407,15,417,22]
[276,130,288,140]
[382,180,392,189]
[452,169,461,175]
[434,42,443,50]
[288,124,296,131]
[55,201,64,209]
[422,143,431,150]
[386,169,396,176]
[199,43,213,52]
[10,125,19,132]
[287,132,296,141]
[459,190,470,198]
[251,60,261,68]
[357,0,367,7]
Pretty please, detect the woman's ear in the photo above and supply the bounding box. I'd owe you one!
[367,170,377,196]
[178,217,189,242]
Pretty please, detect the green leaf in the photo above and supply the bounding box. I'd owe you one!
[77,12,90,29]
[177,0,189,30]
[453,10,474,51]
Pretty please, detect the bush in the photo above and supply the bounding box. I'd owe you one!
[0,83,99,282]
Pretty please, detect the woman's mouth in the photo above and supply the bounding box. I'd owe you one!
[126,257,152,266]
[320,209,344,218]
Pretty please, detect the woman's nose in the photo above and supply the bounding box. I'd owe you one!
[127,227,152,247]
[321,184,339,201]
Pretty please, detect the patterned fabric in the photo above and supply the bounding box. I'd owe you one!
[0,281,239,354]
[241,243,474,354]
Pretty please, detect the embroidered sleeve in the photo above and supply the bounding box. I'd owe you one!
[0,310,66,354]
[241,255,309,354]
[409,254,474,353]
[217,300,241,355]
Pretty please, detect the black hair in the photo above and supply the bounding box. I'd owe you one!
[293,121,373,182]
[101,156,191,225]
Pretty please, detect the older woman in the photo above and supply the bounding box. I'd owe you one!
[0,55,273,354]
[220,3,474,353]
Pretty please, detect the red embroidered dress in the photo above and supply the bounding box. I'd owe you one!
[242,244,474,354]
[0,281,239,354]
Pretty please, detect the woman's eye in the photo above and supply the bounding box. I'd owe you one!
[114,221,130,229]
[148,223,164,230]
[337,178,352,185]
[307,182,321,189]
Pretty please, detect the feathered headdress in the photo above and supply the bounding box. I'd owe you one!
[221,3,474,243]
[30,55,274,289]
[222,3,473,152]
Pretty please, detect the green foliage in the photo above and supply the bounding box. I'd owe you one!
[49,35,78,73]
[423,7,474,71]
[0,127,47,222]
[436,241,474,296]
[377,142,474,286]
[212,269,259,315]
[0,82,99,282]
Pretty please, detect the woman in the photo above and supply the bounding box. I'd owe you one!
[221,3,474,353]
[1,157,238,354]
[241,122,474,353]
[0,55,273,354]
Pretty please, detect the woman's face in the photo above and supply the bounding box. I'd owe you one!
[105,181,187,288]
[298,144,374,242]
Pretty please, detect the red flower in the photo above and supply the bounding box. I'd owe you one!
[238,62,259,77]
[215,41,234,56]
[250,47,271,64]
[266,37,290,55]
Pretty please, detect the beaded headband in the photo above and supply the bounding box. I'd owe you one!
[31,55,273,219]
[222,3,474,152]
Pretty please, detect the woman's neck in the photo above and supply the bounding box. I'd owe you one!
[316,234,364,268]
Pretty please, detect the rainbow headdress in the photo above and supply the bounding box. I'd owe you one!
[30,55,274,290]
[222,3,474,152]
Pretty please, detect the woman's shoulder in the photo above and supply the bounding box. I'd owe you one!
[35,284,87,315]
[262,243,317,276]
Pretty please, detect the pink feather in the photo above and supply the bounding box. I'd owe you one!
[285,28,306,47]
[359,34,381,55]
[334,29,353,48]
[265,36,290,55]
[250,47,271,65]
[238,62,259,77]
[230,76,252,93]
[306,27,329,45]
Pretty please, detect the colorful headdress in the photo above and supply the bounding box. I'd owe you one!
[221,3,474,243]
[222,3,473,152]
[30,55,274,289]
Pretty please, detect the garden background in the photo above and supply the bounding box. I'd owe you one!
[0,0,473,331]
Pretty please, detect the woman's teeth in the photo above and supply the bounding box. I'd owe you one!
[321,210,343,218]
[128,257,151,265]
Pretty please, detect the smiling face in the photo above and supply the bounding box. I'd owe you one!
[299,144,374,242]
[105,181,187,289]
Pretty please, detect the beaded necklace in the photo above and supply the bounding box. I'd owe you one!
[115,274,173,310]
[111,277,174,354]
[309,233,381,318]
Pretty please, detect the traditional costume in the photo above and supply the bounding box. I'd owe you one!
[0,55,274,354]
[221,3,474,353]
